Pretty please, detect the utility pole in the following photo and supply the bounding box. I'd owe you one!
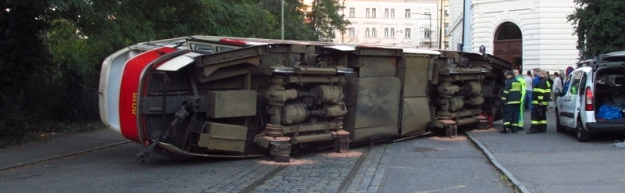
[428,13,432,48]
[281,0,285,40]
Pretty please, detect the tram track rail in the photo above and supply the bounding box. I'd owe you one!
[336,143,374,193]
[0,141,130,172]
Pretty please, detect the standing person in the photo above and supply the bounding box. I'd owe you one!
[500,71,522,134]
[532,68,541,87]
[546,71,553,86]
[524,70,533,112]
[552,72,563,103]
[513,69,526,131]
[529,70,551,134]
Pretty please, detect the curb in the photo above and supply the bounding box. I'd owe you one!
[465,131,531,193]
[0,141,130,172]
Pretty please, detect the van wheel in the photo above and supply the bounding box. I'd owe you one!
[576,119,591,142]
[555,109,566,133]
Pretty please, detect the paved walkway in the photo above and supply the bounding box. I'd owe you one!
[0,129,127,171]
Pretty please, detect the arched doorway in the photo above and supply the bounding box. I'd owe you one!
[493,22,522,69]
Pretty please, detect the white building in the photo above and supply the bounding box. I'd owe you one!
[333,0,442,49]
[448,0,578,73]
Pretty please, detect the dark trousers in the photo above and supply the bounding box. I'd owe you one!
[502,104,520,133]
[530,104,548,132]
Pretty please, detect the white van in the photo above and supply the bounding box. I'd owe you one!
[555,51,625,142]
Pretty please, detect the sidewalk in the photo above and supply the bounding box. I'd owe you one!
[0,129,127,171]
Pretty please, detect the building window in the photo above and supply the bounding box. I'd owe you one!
[366,28,371,37]
[349,7,355,18]
[405,9,411,18]
[349,27,355,37]
[372,8,376,18]
[384,9,388,18]
[405,28,411,38]
[372,28,377,37]
[366,8,370,18]
[384,28,389,38]
[424,28,431,38]
[391,28,395,37]
[391,9,395,18]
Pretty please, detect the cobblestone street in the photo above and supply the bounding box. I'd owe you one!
[0,132,514,193]
[245,134,512,193]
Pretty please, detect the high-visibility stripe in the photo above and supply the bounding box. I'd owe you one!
[531,121,539,124]
[541,102,549,105]
[507,101,520,104]
[510,89,522,91]
[503,122,510,125]
[533,101,539,104]
[511,123,518,126]
[538,96,544,100]
[504,91,509,94]
[539,120,547,124]
[502,97,507,100]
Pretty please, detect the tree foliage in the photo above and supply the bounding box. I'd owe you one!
[308,0,350,41]
[567,0,625,59]
[0,0,52,139]
[260,0,316,40]
[0,0,350,145]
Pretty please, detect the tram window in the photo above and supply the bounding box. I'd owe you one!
[193,44,215,53]
[218,47,235,52]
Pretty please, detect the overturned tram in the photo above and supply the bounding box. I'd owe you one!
[99,36,513,162]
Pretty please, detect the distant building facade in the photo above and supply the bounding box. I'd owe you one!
[333,0,447,49]
[448,0,578,72]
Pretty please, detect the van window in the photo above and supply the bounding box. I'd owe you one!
[563,74,573,94]
[578,73,587,96]
[569,71,583,94]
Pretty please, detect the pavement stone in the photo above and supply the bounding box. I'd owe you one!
[345,144,388,193]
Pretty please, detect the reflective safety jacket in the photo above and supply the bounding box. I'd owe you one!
[532,77,551,106]
[515,75,527,101]
[502,78,523,105]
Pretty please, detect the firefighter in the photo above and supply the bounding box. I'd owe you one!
[513,69,526,131]
[500,71,522,134]
[528,70,551,134]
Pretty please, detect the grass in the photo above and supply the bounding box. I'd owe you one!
[0,121,107,149]
[500,174,523,193]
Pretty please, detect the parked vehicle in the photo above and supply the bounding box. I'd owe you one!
[98,36,513,161]
[555,51,625,142]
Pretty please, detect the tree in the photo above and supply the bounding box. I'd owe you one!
[568,0,625,59]
[307,0,350,41]
[260,0,316,40]
[0,0,53,139]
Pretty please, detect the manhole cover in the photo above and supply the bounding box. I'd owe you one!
[413,147,439,152]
